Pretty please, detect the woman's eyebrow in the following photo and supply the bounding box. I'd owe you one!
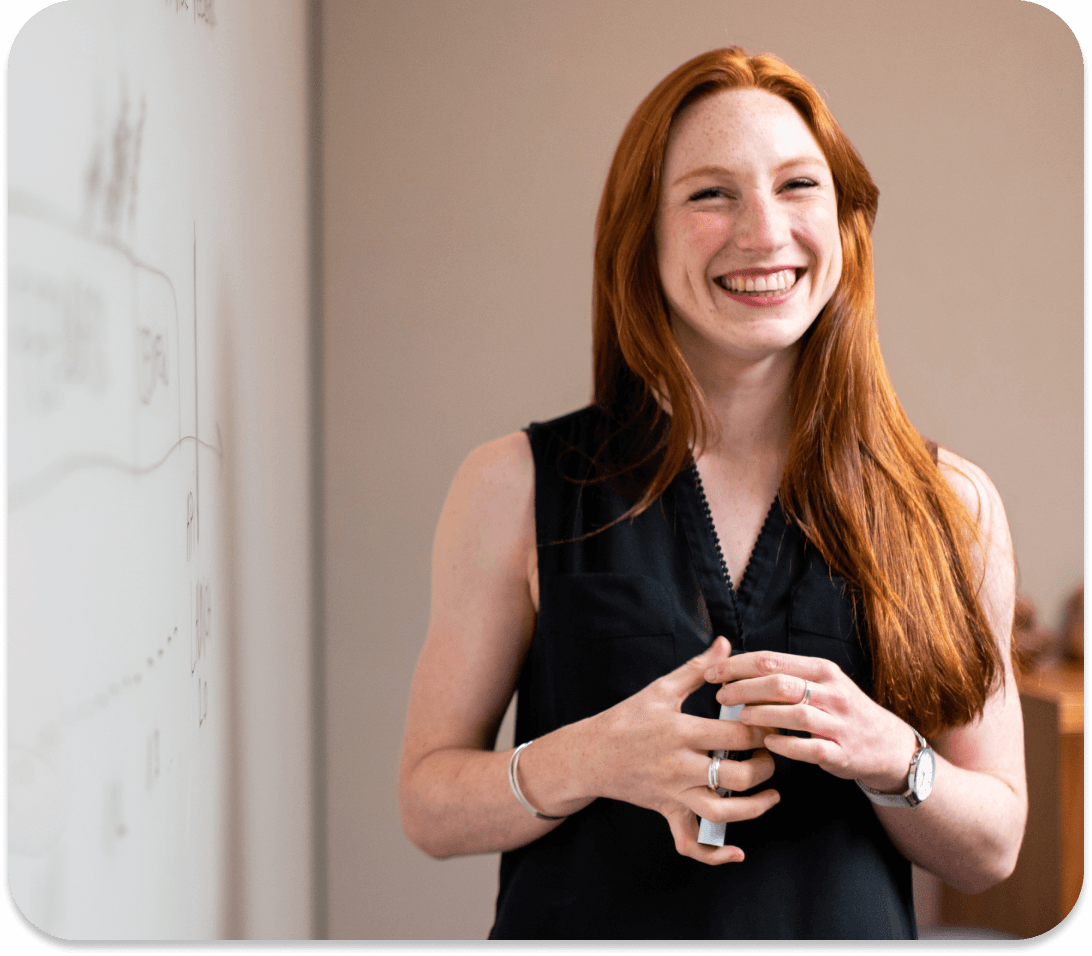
[671,155,827,188]
[773,155,829,173]
[671,164,732,187]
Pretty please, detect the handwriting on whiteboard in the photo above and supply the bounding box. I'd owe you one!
[164,0,217,29]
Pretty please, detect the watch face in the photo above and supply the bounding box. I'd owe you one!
[914,748,935,800]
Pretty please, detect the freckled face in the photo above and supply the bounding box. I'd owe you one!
[655,88,842,367]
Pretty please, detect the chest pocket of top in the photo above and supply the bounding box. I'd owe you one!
[546,572,676,719]
[787,565,868,688]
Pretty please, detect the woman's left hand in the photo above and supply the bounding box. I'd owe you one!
[704,650,918,793]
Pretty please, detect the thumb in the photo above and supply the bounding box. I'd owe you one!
[657,635,732,705]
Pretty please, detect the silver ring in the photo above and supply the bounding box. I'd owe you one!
[801,680,811,705]
[708,755,721,791]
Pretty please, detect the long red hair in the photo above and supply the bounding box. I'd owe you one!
[592,48,1005,736]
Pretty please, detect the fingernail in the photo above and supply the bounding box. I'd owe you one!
[705,667,718,681]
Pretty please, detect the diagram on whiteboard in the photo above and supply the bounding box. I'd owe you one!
[8,1,229,938]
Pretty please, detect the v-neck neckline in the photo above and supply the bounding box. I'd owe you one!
[674,460,785,650]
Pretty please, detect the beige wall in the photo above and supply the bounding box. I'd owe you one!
[191,0,317,938]
[217,0,316,939]
[321,0,1082,939]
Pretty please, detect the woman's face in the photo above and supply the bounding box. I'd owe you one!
[656,87,842,371]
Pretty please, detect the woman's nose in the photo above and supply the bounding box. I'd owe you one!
[734,193,789,253]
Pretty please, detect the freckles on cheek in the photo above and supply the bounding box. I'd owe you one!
[688,216,731,257]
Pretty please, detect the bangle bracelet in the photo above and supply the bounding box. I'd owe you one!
[508,740,567,821]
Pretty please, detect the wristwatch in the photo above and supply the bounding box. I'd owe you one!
[856,727,935,808]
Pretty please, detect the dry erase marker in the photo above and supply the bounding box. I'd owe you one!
[697,703,745,847]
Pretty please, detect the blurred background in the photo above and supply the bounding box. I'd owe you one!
[5,0,1084,942]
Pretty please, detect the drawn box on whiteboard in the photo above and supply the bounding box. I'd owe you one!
[8,211,182,492]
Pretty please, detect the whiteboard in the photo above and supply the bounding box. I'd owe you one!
[8,0,237,938]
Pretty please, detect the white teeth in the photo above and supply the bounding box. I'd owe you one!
[720,268,797,294]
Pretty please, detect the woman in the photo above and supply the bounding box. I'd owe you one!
[398,48,1026,939]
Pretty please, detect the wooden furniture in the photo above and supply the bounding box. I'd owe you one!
[939,661,1084,938]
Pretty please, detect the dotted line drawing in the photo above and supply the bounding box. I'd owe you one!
[54,625,181,731]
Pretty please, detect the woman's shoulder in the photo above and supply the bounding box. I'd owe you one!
[453,431,535,502]
[453,405,603,495]
[437,432,537,594]
[526,404,610,443]
[451,405,626,520]
[932,445,1008,535]
[931,446,1014,601]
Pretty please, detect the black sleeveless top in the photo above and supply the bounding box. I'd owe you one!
[489,405,916,940]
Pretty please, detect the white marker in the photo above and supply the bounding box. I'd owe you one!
[697,703,744,847]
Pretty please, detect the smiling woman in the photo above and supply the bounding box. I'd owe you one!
[398,47,1025,940]
[656,88,843,366]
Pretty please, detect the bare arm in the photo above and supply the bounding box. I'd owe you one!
[399,432,779,861]
[706,449,1027,892]
[871,450,1026,891]
[398,432,559,857]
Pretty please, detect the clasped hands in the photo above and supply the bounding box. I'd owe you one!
[587,635,918,864]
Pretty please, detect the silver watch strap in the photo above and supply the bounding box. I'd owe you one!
[856,727,929,807]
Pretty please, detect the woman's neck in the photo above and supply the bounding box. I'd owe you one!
[690,345,797,467]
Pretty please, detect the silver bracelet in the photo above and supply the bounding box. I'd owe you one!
[508,740,567,821]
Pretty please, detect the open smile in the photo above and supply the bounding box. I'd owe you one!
[714,267,803,296]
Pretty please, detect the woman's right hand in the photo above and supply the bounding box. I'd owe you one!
[401,435,778,863]
[579,635,780,863]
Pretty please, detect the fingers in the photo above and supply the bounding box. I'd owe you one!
[708,749,777,795]
[737,701,836,737]
[687,786,781,826]
[671,773,779,860]
[716,673,815,709]
[665,751,782,864]
[678,746,776,793]
[656,635,733,705]
[705,649,843,686]
[666,807,746,864]
[685,715,772,753]
[763,732,842,769]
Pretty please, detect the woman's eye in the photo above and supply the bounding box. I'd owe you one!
[783,178,818,190]
[688,187,728,202]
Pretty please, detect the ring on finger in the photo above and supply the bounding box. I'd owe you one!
[708,755,721,791]
[800,679,811,705]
